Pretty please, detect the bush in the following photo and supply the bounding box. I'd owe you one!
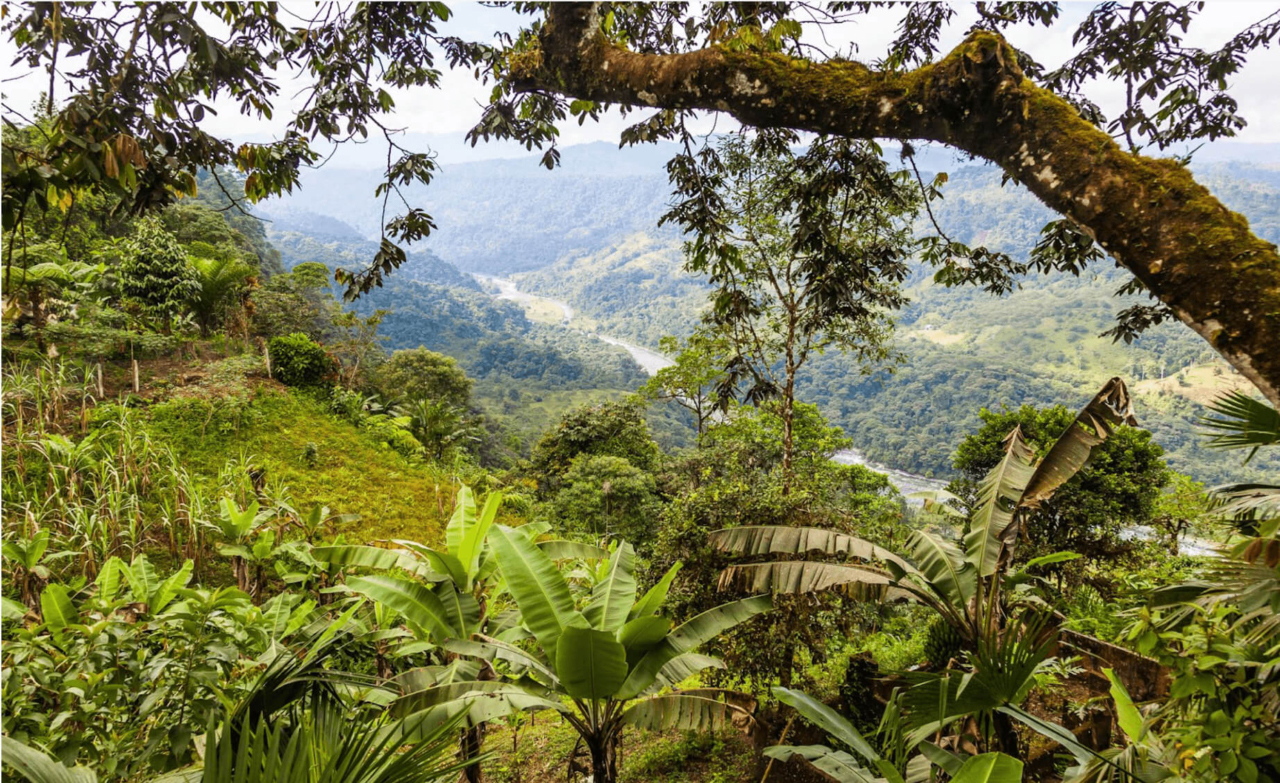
[269,332,334,388]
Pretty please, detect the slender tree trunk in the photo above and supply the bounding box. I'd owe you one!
[780,362,796,495]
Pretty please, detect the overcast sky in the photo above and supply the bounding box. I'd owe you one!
[4,2,1279,165]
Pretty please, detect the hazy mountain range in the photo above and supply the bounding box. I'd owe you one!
[260,139,1280,484]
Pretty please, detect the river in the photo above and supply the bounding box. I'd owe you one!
[478,274,947,497]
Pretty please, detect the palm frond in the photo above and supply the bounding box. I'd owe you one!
[1200,390,1280,461]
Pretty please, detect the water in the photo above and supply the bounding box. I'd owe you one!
[474,273,575,324]
[478,274,949,496]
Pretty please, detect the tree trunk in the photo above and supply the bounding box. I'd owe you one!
[588,735,618,783]
[516,4,1280,408]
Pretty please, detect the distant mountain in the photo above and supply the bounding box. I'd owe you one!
[261,140,1280,483]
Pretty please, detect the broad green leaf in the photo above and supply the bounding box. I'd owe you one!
[489,524,584,661]
[619,595,770,699]
[312,544,438,579]
[708,526,912,571]
[618,615,671,657]
[966,426,1036,577]
[458,491,501,585]
[537,540,609,561]
[620,690,751,732]
[40,584,77,633]
[391,680,518,717]
[949,752,1023,783]
[435,581,481,639]
[1022,377,1136,508]
[0,735,98,783]
[1104,667,1145,742]
[919,742,963,775]
[151,559,194,613]
[628,562,682,621]
[94,556,127,602]
[556,626,628,701]
[347,574,460,641]
[653,652,724,690]
[584,542,637,632]
[773,686,880,764]
[442,637,557,683]
[3,596,30,621]
[764,746,877,783]
[905,530,975,608]
[446,485,478,559]
[124,554,159,604]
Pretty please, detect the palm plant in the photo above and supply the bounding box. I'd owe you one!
[1,623,473,783]
[188,255,253,337]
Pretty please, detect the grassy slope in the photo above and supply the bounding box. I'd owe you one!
[140,359,456,544]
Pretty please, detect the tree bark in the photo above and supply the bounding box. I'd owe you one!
[514,3,1280,407]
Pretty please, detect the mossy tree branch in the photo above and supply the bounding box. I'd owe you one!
[513,3,1280,407]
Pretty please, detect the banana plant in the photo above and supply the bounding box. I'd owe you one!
[314,486,598,782]
[423,527,773,783]
[710,378,1137,650]
[212,499,275,598]
[767,685,1028,783]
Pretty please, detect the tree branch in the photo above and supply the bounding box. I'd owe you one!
[515,3,1280,406]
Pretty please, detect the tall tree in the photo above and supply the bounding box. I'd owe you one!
[5,3,1280,403]
[672,132,918,492]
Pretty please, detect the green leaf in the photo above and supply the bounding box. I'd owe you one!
[446,485,478,559]
[124,554,159,604]
[622,691,751,732]
[458,491,501,585]
[763,745,878,783]
[708,526,911,571]
[919,742,964,775]
[347,574,461,641]
[555,626,628,701]
[40,584,77,633]
[2,596,30,621]
[94,557,127,602]
[618,615,671,657]
[619,595,770,699]
[773,686,880,764]
[490,525,584,661]
[584,542,637,632]
[949,752,1023,783]
[1103,667,1145,742]
[0,735,98,783]
[151,559,194,613]
[966,426,1037,577]
[537,539,609,561]
[628,562,681,621]
[312,544,438,579]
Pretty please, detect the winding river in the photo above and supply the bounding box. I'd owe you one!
[477,274,947,497]
[475,275,1220,553]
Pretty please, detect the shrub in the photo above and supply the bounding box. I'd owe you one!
[268,332,334,388]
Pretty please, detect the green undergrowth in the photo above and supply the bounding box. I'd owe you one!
[142,384,457,543]
[482,719,755,783]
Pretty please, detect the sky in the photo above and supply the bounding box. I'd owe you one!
[4,2,1280,167]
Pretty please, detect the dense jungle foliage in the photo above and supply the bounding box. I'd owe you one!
[4,3,1280,782]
